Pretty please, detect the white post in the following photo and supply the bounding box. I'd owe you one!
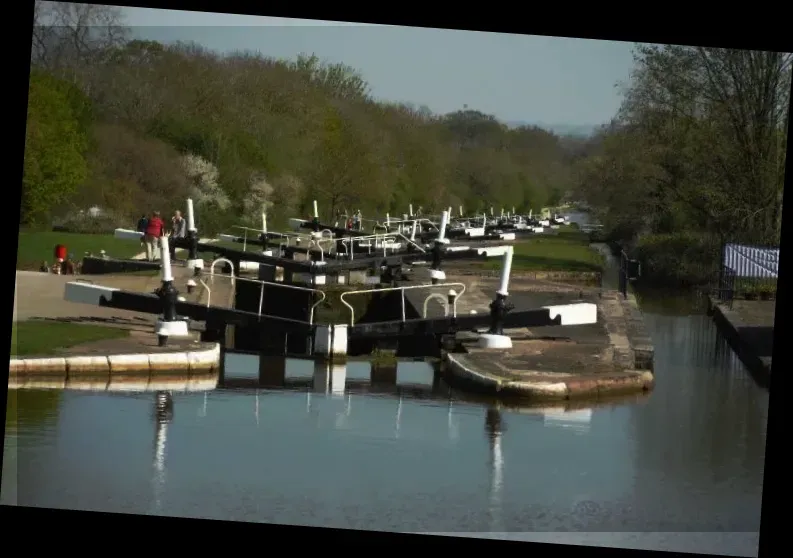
[512,206,516,214]
[447,206,452,218]
[409,204,413,217]
[411,220,418,241]
[262,212,267,234]
[497,246,514,296]
[186,198,197,232]
[386,213,390,225]
[500,208,504,218]
[160,236,173,282]
[313,200,319,219]
[438,210,449,243]
[459,205,463,217]
[490,206,494,216]
[529,209,533,219]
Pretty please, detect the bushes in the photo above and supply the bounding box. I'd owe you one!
[634,232,720,286]
[52,210,129,234]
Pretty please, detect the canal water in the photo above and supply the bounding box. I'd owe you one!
[3,217,767,555]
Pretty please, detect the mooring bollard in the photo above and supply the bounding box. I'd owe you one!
[447,289,457,317]
[260,212,274,257]
[185,198,203,277]
[430,210,450,285]
[155,236,189,347]
[477,246,514,349]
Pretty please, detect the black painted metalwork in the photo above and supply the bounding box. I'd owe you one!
[488,293,514,335]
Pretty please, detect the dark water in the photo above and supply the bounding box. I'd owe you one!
[3,236,767,556]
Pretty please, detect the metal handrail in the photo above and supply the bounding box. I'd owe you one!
[339,282,467,325]
[210,258,236,287]
[423,293,450,318]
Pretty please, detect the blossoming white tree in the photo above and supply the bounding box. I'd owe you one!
[244,172,274,223]
[180,153,230,211]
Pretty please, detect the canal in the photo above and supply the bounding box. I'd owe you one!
[3,218,767,555]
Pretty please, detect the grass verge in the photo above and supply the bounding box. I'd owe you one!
[473,229,604,272]
[11,320,130,357]
[17,230,143,270]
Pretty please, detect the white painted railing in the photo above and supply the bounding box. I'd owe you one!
[339,282,467,326]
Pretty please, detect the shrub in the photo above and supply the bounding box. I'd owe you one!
[634,232,720,287]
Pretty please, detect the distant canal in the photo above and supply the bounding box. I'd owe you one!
[3,216,766,556]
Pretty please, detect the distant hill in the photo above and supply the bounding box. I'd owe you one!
[505,121,599,138]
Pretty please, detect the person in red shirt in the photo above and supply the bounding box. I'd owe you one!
[144,211,165,261]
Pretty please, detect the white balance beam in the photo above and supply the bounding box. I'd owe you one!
[542,303,597,326]
[64,282,120,306]
[115,228,144,241]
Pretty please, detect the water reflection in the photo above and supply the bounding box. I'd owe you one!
[3,297,768,552]
[151,391,173,515]
[9,372,219,393]
[485,409,505,532]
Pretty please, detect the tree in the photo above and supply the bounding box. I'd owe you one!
[22,71,90,225]
[617,45,791,243]
[32,1,129,80]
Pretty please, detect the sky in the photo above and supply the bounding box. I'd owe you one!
[119,7,637,127]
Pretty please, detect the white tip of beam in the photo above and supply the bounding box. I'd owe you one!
[477,246,510,258]
[288,218,307,231]
[543,303,597,326]
[115,228,143,241]
[64,282,119,306]
[239,261,259,272]
[218,234,239,242]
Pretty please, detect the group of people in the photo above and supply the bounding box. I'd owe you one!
[136,209,188,262]
[334,210,363,231]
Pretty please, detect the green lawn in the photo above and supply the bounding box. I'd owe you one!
[477,229,604,272]
[10,320,131,357]
[17,231,143,270]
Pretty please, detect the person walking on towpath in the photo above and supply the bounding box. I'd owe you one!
[169,209,187,260]
[136,214,149,250]
[144,211,165,262]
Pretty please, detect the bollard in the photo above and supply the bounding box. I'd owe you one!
[430,242,444,285]
[447,289,457,317]
[185,198,203,277]
[154,236,189,347]
[484,246,514,344]
[409,204,413,217]
[428,210,450,284]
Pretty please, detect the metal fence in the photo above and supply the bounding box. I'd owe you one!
[715,242,779,307]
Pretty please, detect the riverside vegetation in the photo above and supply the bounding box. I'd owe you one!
[23,2,789,288]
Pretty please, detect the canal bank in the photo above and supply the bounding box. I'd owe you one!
[435,274,655,400]
[706,296,773,388]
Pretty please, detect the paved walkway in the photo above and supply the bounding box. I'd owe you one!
[12,265,236,356]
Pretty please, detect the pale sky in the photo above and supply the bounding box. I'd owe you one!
[119,7,636,126]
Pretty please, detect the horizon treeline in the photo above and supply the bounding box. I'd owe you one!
[25,3,789,285]
[25,2,591,235]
